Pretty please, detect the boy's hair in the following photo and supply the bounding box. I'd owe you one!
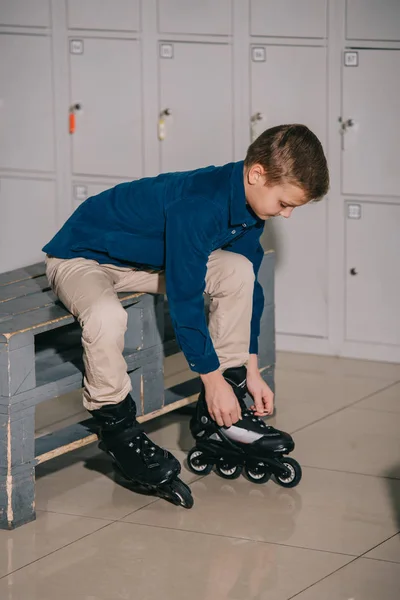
[244,124,329,202]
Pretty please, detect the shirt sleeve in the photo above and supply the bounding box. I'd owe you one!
[165,200,221,374]
[222,223,266,355]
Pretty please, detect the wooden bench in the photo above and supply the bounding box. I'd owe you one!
[0,252,275,529]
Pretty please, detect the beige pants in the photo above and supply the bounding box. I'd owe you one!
[46,250,254,410]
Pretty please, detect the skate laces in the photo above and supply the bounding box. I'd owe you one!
[128,433,163,464]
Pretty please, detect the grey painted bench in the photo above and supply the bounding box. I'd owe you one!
[0,251,275,529]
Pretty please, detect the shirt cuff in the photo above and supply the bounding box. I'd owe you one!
[187,353,220,374]
[249,337,259,355]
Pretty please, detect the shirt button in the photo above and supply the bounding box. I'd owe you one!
[231,230,236,234]
[190,363,195,367]
[242,223,247,228]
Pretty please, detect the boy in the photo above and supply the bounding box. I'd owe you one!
[43,124,329,506]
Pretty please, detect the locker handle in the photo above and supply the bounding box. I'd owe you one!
[250,112,263,142]
[69,103,82,135]
[158,108,171,141]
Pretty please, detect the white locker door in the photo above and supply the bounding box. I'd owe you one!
[158,0,231,35]
[159,43,233,172]
[251,45,328,337]
[345,202,400,345]
[250,0,327,38]
[70,38,143,178]
[342,50,400,197]
[0,0,50,27]
[0,34,54,172]
[0,178,56,273]
[67,0,140,32]
[346,0,400,41]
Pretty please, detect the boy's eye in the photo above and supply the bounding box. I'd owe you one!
[280,202,287,208]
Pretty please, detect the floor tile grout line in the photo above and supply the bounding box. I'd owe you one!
[289,379,400,436]
[294,464,400,481]
[0,521,114,581]
[35,508,117,523]
[286,529,400,599]
[120,519,358,559]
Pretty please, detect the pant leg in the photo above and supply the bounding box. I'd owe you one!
[204,250,254,371]
[46,256,132,410]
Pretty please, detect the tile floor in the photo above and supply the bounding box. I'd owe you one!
[1,352,400,599]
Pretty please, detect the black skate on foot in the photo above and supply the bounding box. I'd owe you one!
[188,366,302,488]
[90,394,193,508]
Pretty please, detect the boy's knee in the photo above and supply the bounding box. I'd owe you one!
[81,298,127,342]
[218,253,255,295]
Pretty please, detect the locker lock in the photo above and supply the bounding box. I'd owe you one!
[339,117,354,132]
[349,268,358,276]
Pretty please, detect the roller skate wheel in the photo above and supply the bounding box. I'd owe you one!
[216,459,242,480]
[187,448,213,475]
[244,464,271,484]
[275,457,302,488]
[160,479,194,509]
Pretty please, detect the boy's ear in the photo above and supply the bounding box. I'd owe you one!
[247,163,267,185]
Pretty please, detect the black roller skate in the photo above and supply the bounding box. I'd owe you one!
[188,366,302,488]
[90,394,193,508]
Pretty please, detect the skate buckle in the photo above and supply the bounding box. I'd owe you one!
[201,416,208,424]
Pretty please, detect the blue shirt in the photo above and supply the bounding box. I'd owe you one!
[43,161,265,374]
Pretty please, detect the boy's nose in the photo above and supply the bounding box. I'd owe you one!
[280,207,294,219]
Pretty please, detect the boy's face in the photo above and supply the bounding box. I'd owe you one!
[244,164,306,220]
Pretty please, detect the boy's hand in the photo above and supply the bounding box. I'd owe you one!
[200,371,242,428]
[246,355,274,416]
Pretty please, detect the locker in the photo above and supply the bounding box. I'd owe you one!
[346,0,400,41]
[0,0,50,27]
[345,202,400,345]
[342,49,400,197]
[0,34,54,173]
[251,45,328,337]
[0,178,56,273]
[250,0,327,38]
[67,0,140,32]
[158,0,231,36]
[70,38,143,179]
[72,181,117,210]
[159,43,233,173]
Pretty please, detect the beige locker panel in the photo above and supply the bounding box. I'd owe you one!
[159,43,233,172]
[67,0,140,32]
[345,202,400,345]
[252,45,328,337]
[72,181,117,210]
[0,178,56,273]
[346,0,400,41]
[70,38,143,178]
[342,50,400,196]
[0,0,50,27]
[250,0,327,38]
[158,0,231,35]
[0,34,54,172]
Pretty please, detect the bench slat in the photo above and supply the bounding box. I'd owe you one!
[0,292,142,340]
[0,290,58,316]
[0,262,45,287]
[0,276,50,302]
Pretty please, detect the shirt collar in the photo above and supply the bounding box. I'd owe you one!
[229,161,258,227]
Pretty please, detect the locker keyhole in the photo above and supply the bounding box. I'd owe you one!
[350,268,358,276]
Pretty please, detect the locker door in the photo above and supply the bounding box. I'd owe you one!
[70,38,143,178]
[0,178,56,273]
[0,34,54,172]
[251,45,328,337]
[342,50,400,196]
[159,43,233,172]
[67,0,140,32]
[345,202,400,345]
[158,0,231,35]
[250,0,327,38]
[346,0,400,41]
[0,0,50,27]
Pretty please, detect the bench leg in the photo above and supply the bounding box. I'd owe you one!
[0,335,36,529]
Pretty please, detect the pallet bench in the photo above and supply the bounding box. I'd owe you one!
[0,252,275,529]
